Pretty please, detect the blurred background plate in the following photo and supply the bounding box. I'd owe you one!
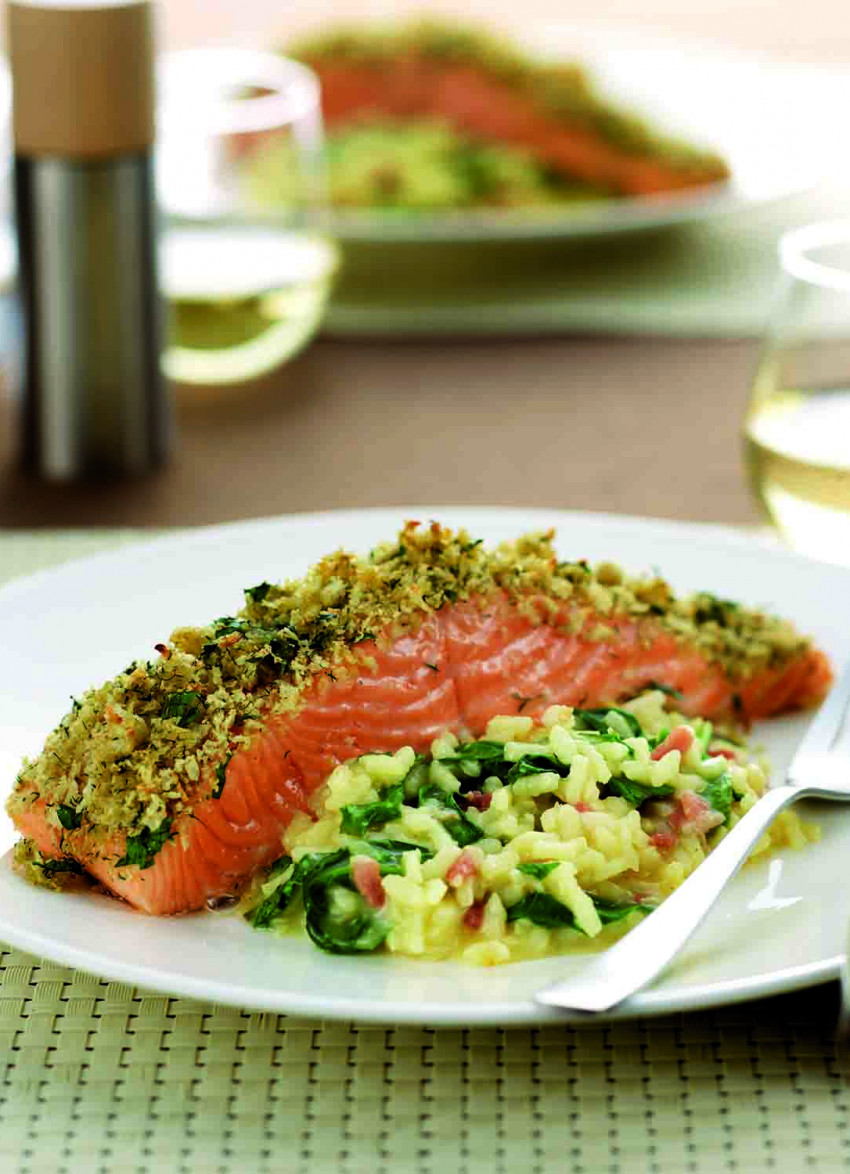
[324,25,850,243]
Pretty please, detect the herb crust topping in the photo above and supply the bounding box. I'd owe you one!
[8,522,808,857]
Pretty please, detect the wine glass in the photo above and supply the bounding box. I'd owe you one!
[156,49,338,388]
[744,220,850,564]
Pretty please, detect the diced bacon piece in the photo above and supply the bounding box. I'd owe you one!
[463,903,485,931]
[464,791,492,811]
[680,791,711,821]
[446,849,478,885]
[709,746,737,761]
[649,829,678,851]
[351,856,385,909]
[574,801,592,813]
[651,726,694,761]
[667,804,687,831]
[682,791,725,835]
[668,791,725,836]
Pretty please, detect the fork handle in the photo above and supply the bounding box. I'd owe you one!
[536,785,807,1014]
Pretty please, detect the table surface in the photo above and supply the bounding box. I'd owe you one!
[0,336,762,529]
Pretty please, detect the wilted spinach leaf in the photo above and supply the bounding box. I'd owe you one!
[602,778,675,807]
[340,783,404,836]
[507,892,652,931]
[246,850,344,929]
[574,708,641,739]
[441,741,506,764]
[700,773,733,824]
[646,681,684,701]
[418,784,484,846]
[506,754,569,786]
[351,838,434,873]
[301,852,390,954]
[593,898,653,925]
[506,893,578,929]
[517,860,560,880]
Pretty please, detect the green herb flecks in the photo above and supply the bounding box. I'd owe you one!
[56,804,81,831]
[244,581,272,604]
[115,819,174,870]
[692,593,740,627]
[37,857,84,880]
[160,691,204,728]
[212,754,233,800]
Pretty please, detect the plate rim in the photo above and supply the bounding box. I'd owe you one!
[1,504,847,1025]
[0,856,841,1025]
[0,505,838,605]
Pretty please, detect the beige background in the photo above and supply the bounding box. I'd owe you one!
[157,0,850,62]
[1,0,848,529]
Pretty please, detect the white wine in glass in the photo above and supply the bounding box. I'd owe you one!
[157,50,335,388]
[161,225,336,386]
[745,222,850,564]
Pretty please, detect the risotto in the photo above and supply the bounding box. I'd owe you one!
[243,691,816,965]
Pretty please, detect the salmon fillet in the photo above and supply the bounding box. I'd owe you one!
[308,58,727,197]
[288,21,728,198]
[8,525,830,915]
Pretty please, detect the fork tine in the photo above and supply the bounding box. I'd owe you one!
[791,657,850,760]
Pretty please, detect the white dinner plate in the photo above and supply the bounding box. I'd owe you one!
[0,507,847,1025]
[324,26,850,243]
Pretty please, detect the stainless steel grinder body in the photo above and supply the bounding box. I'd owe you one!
[15,153,168,479]
[8,0,171,481]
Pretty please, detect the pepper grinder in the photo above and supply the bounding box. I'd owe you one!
[7,0,171,481]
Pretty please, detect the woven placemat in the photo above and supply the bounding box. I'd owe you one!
[0,944,847,1174]
[1,529,847,1174]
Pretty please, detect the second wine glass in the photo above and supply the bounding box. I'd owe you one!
[157,48,338,388]
[745,220,850,564]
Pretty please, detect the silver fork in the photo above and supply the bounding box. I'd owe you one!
[536,660,850,1015]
